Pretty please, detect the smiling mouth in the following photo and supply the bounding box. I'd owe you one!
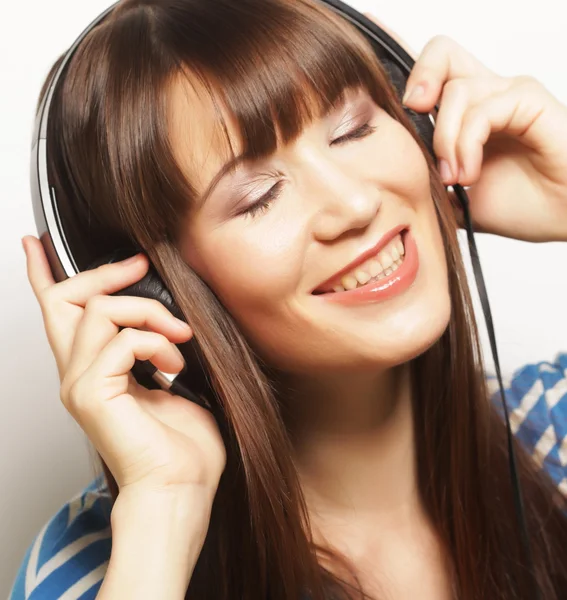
[312,228,408,295]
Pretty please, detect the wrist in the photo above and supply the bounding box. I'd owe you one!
[102,487,214,599]
[111,485,214,554]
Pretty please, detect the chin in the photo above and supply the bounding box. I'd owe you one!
[262,290,452,375]
[384,301,451,366]
[380,285,452,364]
[330,285,453,371]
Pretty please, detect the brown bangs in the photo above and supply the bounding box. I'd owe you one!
[169,0,393,168]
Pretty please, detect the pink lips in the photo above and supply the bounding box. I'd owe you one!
[312,228,419,305]
[313,224,408,294]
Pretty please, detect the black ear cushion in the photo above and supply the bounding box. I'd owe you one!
[381,58,436,160]
[86,251,215,403]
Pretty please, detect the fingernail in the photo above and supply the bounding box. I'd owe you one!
[439,159,453,182]
[173,344,186,365]
[173,318,191,331]
[122,253,142,265]
[402,83,426,105]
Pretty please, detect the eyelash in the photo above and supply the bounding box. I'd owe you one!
[241,122,378,219]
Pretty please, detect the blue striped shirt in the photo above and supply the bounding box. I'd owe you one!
[9,353,567,599]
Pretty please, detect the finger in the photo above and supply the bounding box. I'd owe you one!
[45,252,150,307]
[433,79,470,183]
[22,236,57,299]
[402,35,496,109]
[433,77,507,183]
[65,328,186,410]
[66,295,192,386]
[454,80,543,186]
[94,328,185,389]
[62,329,187,487]
[363,12,418,60]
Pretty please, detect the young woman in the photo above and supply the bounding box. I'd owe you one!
[12,0,567,598]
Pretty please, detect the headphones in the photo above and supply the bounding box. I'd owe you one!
[29,1,540,597]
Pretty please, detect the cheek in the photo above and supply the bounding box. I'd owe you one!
[377,119,432,200]
[194,224,304,330]
[378,118,441,237]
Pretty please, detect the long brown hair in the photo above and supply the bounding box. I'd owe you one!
[36,0,567,598]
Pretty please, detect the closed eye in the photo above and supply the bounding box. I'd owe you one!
[331,122,378,145]
[241,122,378,219]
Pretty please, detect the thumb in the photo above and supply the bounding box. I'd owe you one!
[22,236,56,299]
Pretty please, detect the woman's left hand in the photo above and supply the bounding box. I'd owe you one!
[364,13,567,243]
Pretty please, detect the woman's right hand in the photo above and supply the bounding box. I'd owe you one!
[22,235,226,499]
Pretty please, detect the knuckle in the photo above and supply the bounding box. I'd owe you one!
[155,331,171,348]
[513,74,541,90]
[148,298,169,318]
[84,293,106,313]
[37,286,56,311]
[59,376,71,405]
[118,326,139,343]
[428,34,455,51]
[61,377,84,412]
[514,74,535,84]
[148,297,164,310]
[415,36,458,82]
[462,106,481,128]
[443,78,467,95]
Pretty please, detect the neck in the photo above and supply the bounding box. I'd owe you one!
[276,362,423,523]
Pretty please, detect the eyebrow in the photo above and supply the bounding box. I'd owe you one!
[195,88,366,208]
[196,154,249,210]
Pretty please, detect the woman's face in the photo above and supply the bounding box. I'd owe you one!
[170,77,451,375]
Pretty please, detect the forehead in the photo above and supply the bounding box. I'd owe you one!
[167,73,239,197]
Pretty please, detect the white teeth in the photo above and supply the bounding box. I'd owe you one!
[353,269,371,285]
[368,259,383,277]
[338,233,405,290]
[342,275,358,290]
[328,233,407,293]
[329,259,402,294]
[379,252,393,270]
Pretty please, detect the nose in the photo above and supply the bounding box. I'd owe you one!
[305,159,383,241]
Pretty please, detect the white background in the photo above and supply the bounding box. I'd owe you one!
[2,0,566,595]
